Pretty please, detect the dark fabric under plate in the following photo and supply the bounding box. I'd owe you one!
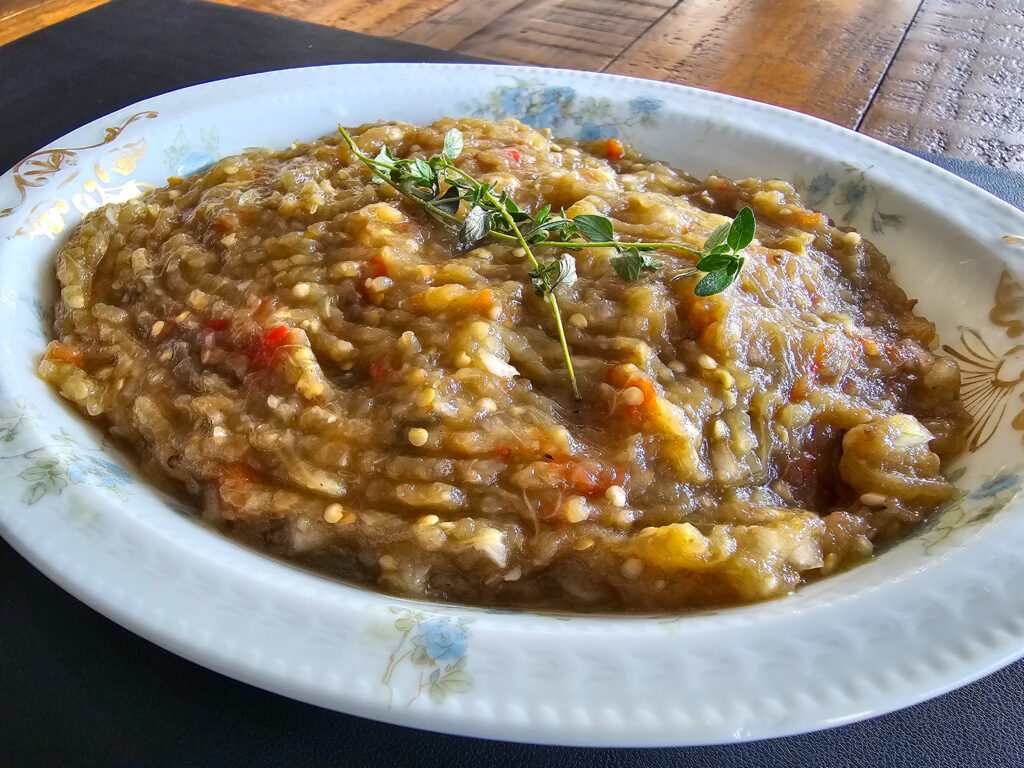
[1,1,1022,765]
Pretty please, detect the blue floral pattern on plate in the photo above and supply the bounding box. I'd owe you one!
[796,163,904,234]
[923,466,1023,552]
[378,608,473,705]
[461,78,663,139]
[416,617,469,662]
[0,396,132,504]
[164,126,221,176]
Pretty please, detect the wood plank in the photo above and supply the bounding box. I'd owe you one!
[396,0,524,50]
[399,0,676,71]
[0,0,108,45]
[605,0,922,129]
[0,0,53,17]
[860,0,1024,171]
[207,0,457,37]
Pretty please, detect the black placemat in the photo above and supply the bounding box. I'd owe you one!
[2,1,1023,765]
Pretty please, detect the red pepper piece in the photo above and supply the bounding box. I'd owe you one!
[249,325,291,369]
[605,138,625,161]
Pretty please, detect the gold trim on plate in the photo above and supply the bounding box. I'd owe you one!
[943,269,1024,452]
[0,111,157,220]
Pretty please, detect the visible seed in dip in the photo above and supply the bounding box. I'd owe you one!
[39,117,970,613]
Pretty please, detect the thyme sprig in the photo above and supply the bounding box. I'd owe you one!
[339,125,581,398]
[337,125,755,397]
[669,206,755,296]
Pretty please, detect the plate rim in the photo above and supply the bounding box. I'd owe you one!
[2,62,1024,747]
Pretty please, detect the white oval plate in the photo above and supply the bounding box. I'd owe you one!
[2,64,1024,747]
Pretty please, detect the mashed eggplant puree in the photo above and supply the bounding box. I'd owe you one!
[40,118,969,611]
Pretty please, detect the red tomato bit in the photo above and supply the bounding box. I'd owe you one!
[264,325,289,345]
[45,341,84,366]
[249,325,291,369]
[473,289,494,314]
[604,138,625,162]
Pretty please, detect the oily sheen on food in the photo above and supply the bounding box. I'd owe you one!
[40,118,970,611]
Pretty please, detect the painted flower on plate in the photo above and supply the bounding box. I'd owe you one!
[417,617,469,663]
[500,85,576,129]
[579,122,618,140]
[628,96,662,114]
[461,78,662,139]
[66,454,132,489]
[379,609,473,705]
[968,471,1021,500]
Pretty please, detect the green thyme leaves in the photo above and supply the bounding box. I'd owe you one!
[542,211,663,282]
[433,184,461,216]
[442,127,463,160]
[572,214,615,243]
[409,158,435,188]
[337,124,583,397]
[530,254,577,297]
[459,205,490,246]
[687,205,754,296]
[611,249,664,282]
[337,123,756,397]
[728,206,756,249]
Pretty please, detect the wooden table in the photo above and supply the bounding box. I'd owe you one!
[2,0,1021,171]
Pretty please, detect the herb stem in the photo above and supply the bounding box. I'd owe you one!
[447,166,581,399]
[533,239,701,256]
[338,128,469,228]
[339,123,752,394]
[340,125,580,400]
[670,268,698,281]
[339,129,700,260]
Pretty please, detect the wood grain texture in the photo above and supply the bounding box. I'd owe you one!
[5,0,1023,171]
[396,0,524,50]
[207,0,454,37]
[399,0,676,70]
[861,0,1024,171]
[0,0,108,45]
[604,0,923,129]
[0,0,55,16]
